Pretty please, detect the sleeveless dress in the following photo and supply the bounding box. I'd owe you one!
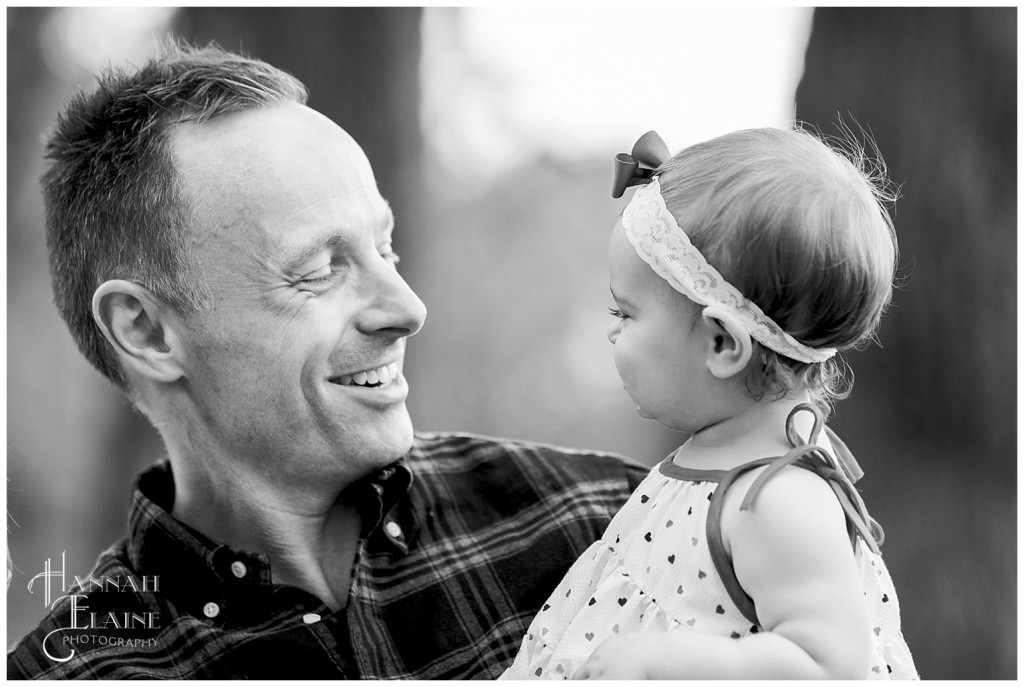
[500,406,917,680]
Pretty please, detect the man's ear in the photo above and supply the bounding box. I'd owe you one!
[92,280,185,383]
[700,306,753,380]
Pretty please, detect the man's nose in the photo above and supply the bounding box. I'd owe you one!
[358,261,427,337]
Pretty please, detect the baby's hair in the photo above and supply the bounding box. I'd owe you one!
[656,125,899,413]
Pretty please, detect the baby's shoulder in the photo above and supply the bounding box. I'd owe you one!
[727,460,837,502]
[718,462,849,545]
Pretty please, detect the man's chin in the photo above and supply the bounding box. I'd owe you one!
[381,419,415,460]
[353,409,416,462]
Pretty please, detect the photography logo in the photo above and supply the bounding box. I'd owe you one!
[27,552,161,663]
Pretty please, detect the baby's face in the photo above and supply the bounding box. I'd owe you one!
[606,221,714,432]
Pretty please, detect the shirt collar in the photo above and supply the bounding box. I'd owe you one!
[125,458,415,613]
[350,460,415,553]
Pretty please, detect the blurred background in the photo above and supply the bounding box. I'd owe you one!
[5,6,1016,679]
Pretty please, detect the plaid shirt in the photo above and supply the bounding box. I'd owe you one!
[7,432,646,679]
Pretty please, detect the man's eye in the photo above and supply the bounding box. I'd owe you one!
[300,265,333,285]
[608,307,629,320]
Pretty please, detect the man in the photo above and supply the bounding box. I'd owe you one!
[7,41,645,679]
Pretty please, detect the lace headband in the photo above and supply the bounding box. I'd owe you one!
[621,178,837,364]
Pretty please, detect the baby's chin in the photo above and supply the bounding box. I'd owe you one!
[634,403,689,433]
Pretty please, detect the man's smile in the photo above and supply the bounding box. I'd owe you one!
[330,361,401,388]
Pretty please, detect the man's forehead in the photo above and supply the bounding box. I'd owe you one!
[166,104,393,271]
[171,104,378,216]
[171,103,372,187]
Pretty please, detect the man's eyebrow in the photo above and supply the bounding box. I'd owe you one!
[280,204,396,269]
[280,234,348,270]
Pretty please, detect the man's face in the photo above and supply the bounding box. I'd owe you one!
[168,102,426,486]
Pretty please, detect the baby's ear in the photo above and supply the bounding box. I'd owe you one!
[700,306,753,379]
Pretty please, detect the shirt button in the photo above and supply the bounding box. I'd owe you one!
[203,602,220,619]
[384,521,402,538]
[302,613,321,624]
[230,561,247,578]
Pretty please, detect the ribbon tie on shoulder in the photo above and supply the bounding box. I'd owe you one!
[611,130,672,198]
[739,403,885,554]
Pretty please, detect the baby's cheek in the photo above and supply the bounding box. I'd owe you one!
[611,346,632,382]
[614,365,637,400]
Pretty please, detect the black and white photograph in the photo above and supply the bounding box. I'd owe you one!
[5,5,1016,679]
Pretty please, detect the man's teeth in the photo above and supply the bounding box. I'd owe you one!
[344,363,398,387]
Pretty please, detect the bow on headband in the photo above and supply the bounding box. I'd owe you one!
[611,130,672,198]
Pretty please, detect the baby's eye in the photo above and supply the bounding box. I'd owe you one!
[608,307,628,320]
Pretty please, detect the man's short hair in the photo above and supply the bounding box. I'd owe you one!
[42,39,308,389]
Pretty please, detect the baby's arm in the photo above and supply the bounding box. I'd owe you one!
[575,466,872,680]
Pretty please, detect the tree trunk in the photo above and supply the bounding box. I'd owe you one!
[796,8,1016,679]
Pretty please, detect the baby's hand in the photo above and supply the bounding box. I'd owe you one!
[571,632,657,680]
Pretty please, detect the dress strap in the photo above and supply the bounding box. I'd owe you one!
[740,404,884,554]
[704,404,885,627]
[706,458,771,626]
